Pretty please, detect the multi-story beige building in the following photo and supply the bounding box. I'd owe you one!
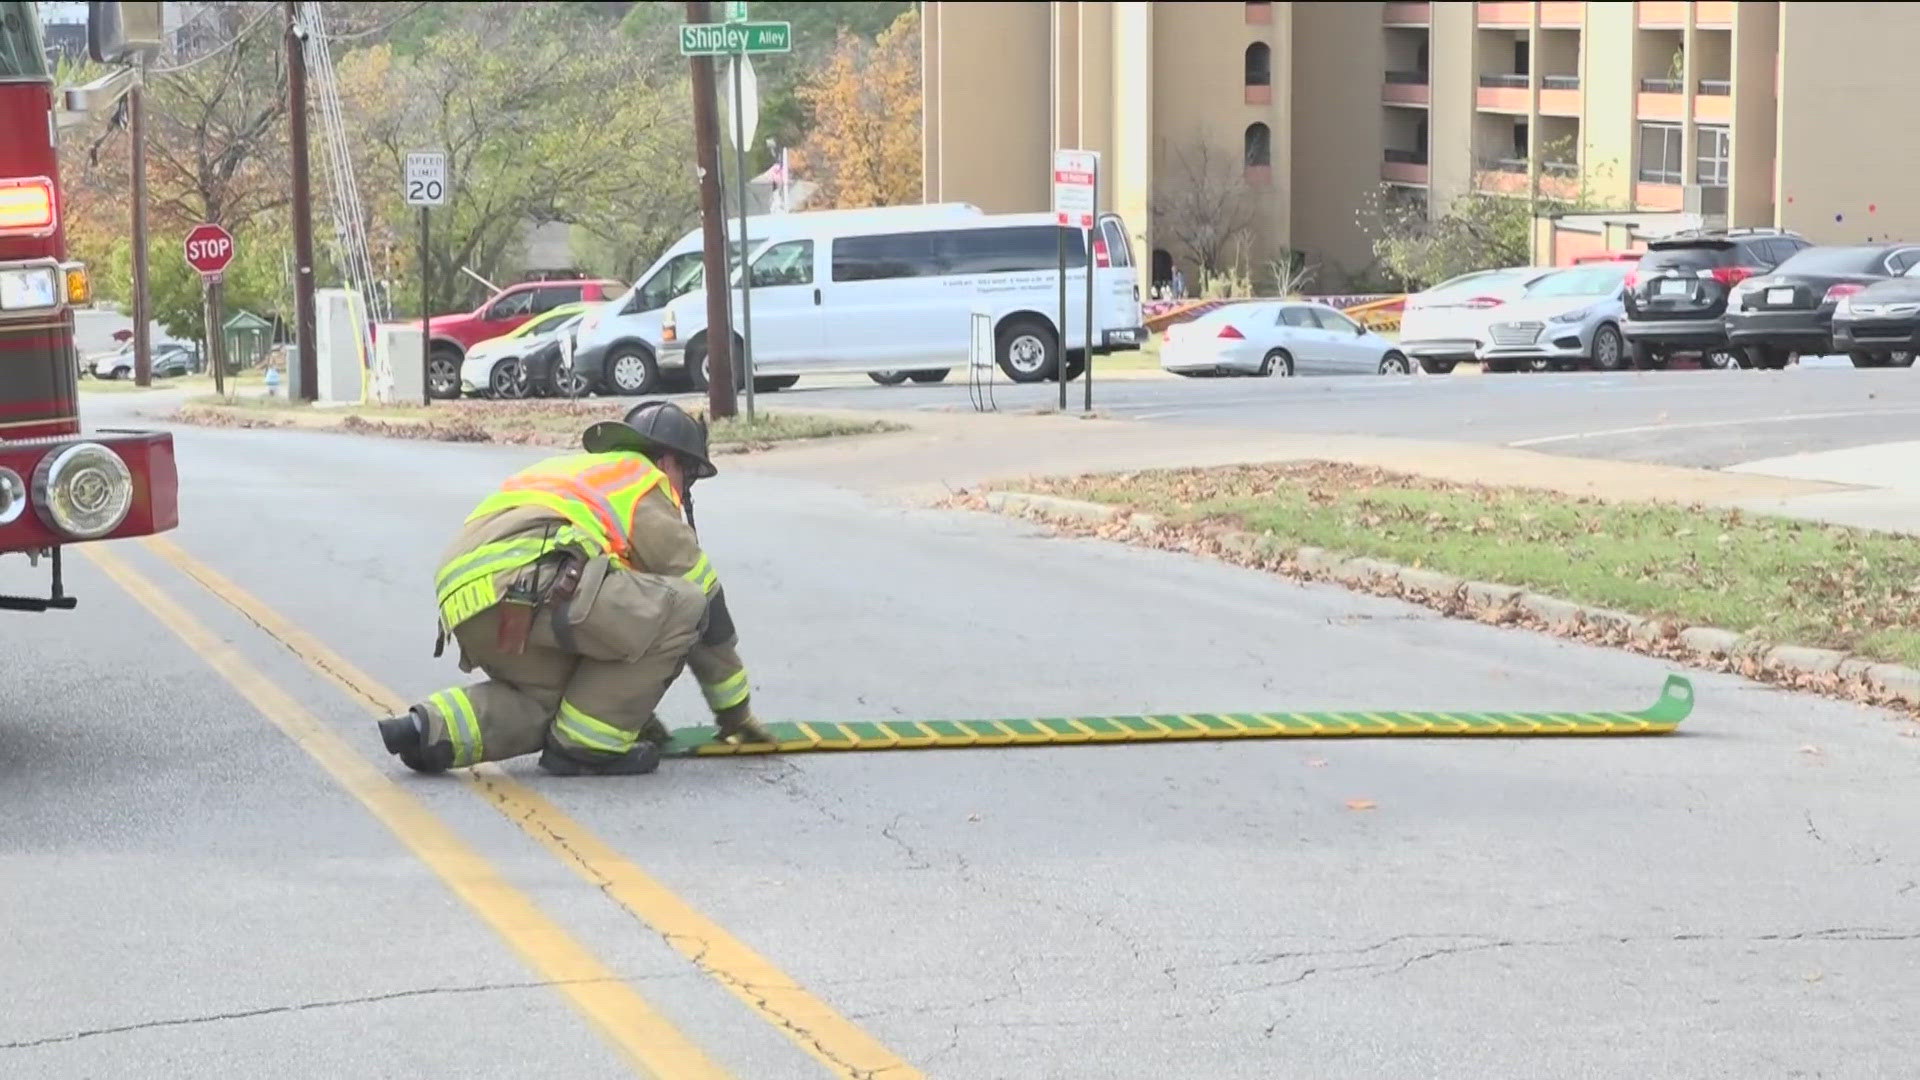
[923,1,1920,292]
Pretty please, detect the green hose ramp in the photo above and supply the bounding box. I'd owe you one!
[663,673,1696,758]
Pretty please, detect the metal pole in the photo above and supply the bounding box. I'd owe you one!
[686,0,737,419]
[732,54,754,421]
[287,0,318,402]
[204,278,223,396]
[1056,221,1067,412]
[1084,159,1096,414]
[211,276,227,395]
[419,207,431,407]
[129,63,151,387]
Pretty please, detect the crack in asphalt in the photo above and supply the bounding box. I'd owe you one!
[1,978,617,1050]
[879,814,932,871]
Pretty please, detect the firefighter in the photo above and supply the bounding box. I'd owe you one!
[377,400,773,776]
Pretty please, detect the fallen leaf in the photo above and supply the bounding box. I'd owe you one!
[1798,745,1822,755]
[1345,799,1377,811]
[966,813,982,823]
[1305,758,1328,768]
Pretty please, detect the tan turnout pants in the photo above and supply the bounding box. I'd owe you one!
[415,560,708,767]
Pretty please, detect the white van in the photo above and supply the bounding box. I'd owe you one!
[572,205,1147,393]
[572,204,987,395]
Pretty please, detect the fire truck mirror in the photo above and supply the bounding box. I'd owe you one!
[87,2,165,66]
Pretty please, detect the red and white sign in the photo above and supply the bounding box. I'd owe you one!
[183,223,235,278]
[1052,149,1098,229]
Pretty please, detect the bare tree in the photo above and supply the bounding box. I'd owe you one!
[1150,136,1258,280]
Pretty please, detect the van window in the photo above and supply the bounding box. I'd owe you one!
[531,285,580,313]
[750,240,814,287]
[1099,220,1133,268]
[832,225,1088,283]
[633,251,707,312]
[940,226,1086,275]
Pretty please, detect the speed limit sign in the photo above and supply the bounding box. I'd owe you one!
[405,152,447,206]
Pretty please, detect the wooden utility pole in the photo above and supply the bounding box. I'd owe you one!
[286,0,318,402]
[685,0,737,418]
[129,63,151,387]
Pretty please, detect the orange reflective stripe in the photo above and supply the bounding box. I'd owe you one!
[499,474,630,559]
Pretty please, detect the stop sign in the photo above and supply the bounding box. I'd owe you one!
[183,223,235,276]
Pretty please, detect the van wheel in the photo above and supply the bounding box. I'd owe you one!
[996,317,1058,383]
[754,375,799,392]
[684,335,746,391]
[1416,357,1455,375]
[605,344,661,395]
[1629,340,1666,370]
[908,369,950,384]
[869,370,910,385]
[1849,351,1890,368]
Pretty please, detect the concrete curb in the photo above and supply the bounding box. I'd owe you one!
[981,491,1920,710]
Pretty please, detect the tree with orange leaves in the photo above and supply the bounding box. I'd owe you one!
[790,8,921,209]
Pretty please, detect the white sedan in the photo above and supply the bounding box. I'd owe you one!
[1159,301,1412,377]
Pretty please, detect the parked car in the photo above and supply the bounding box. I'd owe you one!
[89,341,200,379]
[1475,262,1632,373]
[1724,243,1920,367]
[1398,265,1556,374]
[1621,227,1810,369]
[426,276,625,399]
[1830,260,1920,367]
[1159,300,1411,377]
[456,302,591,397]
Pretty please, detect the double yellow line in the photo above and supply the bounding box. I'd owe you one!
[84,538,922,1080]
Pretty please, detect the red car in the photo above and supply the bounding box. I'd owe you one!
[427,278,623,398]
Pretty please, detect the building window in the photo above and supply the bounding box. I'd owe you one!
[1244,41,1271,87]
[1696,126,1729,186]
[1244,122,1271,167]
[1638,122,1682,184]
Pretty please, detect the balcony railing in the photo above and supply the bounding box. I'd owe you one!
[1698,79,1731,95]
[1637,168,1682,184]
[1478,73,1529,88]
[1491,157,1528,174]
[1543,160,1578,178]
[1384,148,1429,165]
[1542,74,1580,90]
[1639,77,1684,93]
[1385,69,1429,85]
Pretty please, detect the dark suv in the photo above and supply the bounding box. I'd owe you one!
[1622,228,1811,369]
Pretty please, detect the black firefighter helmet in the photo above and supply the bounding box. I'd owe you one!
[581,400,718,480]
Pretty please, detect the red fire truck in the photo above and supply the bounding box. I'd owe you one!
[0,1,176,612]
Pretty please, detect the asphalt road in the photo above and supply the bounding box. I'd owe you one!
[4,394,1918,1077]
[763,358,1920,469]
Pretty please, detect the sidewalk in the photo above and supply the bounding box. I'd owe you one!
[734,406,1862,513]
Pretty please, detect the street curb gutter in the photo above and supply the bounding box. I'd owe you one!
[981,492,1920,717]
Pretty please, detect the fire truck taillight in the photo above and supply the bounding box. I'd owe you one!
[33,443,133,540]
[0,177,57,236]
[0,467,25,527]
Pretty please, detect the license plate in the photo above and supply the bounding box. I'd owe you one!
[1767,286,1795,305]
[1656,278,1691,297]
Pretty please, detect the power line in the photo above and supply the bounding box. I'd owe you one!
[147,3,277,76]
[318,1,432,42]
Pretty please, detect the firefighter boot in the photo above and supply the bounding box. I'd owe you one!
[537,729,662,776]
[378,708,453,774]
[637,713,672,748]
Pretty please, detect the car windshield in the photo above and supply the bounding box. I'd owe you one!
[1525,265,1628,299]
[1421,270,1508,299]
[520,309,578,337]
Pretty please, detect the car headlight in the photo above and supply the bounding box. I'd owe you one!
[0,265,59,312]
[1550,305,1596,324]
[32,442,133,539]
[0,466,25,526]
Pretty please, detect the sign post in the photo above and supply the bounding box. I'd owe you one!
[684,12,787,420]
[727,53,759,420]
[184,223,235,397]
[1052,150,1096,411]
[405,151,448,407]
[1084,153,1099,415]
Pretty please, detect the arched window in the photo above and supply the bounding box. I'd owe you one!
[1244,122,1272,168]
[1244,42,1271,87]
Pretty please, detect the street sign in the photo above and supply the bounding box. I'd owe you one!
[404,152,448,207]
[183,223,235,278]
[722,0,748,21]
[726,55,759,147]
[678,21,791,55]
[1052,149,1098,229]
